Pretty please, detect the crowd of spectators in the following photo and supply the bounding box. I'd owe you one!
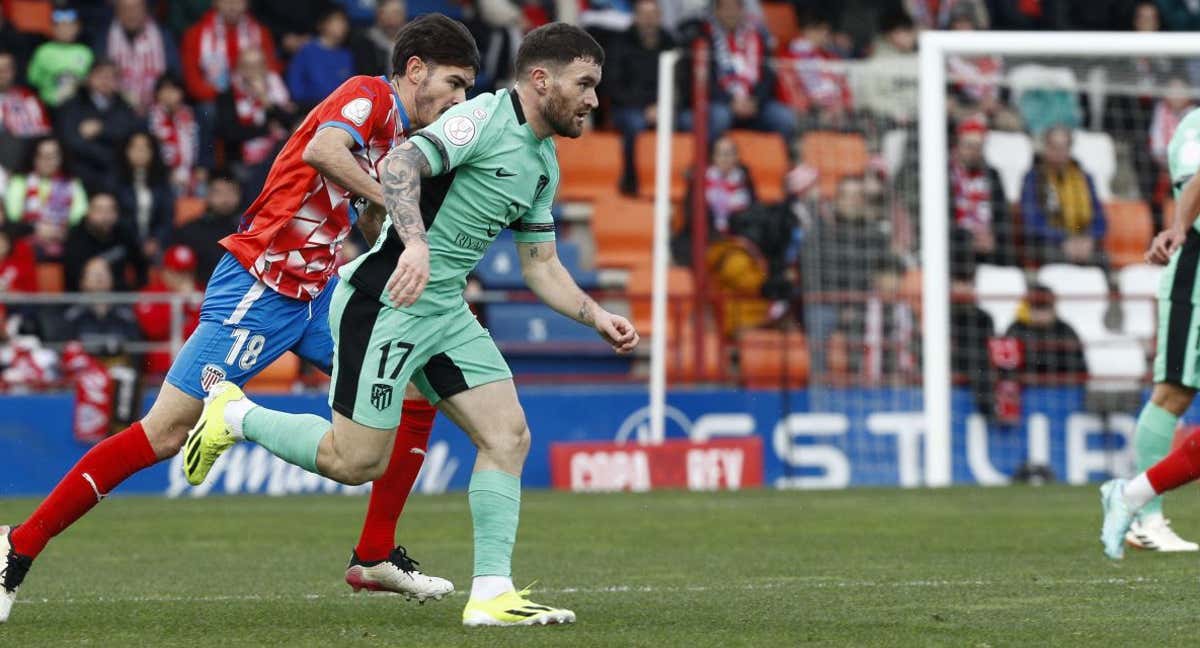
[0,0,1188,392]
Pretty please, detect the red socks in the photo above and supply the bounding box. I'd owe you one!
[10,422,159,558]
[354,399,436,562]
[1147,430,1200,494]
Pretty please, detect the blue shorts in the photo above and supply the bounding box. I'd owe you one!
[165,254,336,399]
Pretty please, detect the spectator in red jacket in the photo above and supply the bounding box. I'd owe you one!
[0,51,52,172]
[0,226,36,293]
[181,0,280,103]
[135,244,200,376]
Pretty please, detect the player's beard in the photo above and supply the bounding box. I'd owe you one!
[543,86,585,138]
[413,76,445,127]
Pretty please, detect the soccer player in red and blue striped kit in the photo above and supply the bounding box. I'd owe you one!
[0,14,480,622]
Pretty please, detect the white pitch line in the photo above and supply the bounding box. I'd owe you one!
[12,576,1167,605]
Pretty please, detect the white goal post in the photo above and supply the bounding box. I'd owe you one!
[919,31,1200,486]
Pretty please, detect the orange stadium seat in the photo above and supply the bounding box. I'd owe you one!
[667,322,724,383]
[591,194,655,268]
[35,262,63,292]
[626,262,694,338]
[635,132,694,202]
[738,328,810,388]
[800,131,869,199]
[244,352,300,394]
[174,196,207,227]
[729,130,789,203]
[556,131,622,202]
[6,0,53,37]
[1104,200,1153,268]
[762,2,799,47]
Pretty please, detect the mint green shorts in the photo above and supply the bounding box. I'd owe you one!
[327,281,512,429]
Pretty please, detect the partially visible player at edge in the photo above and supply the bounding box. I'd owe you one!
[0,15,480,622]
[1101,106,1200,559]
[185,24,638,627]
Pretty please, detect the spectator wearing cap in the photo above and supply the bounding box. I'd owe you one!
[26,7,93,108]
[1020,125,1107,267]
[0,50,53,172]
[147,75,204,196]
[93,0,182,115]
[1005,283,1087,387]
[182,0,281,103]
[286,8,354,113]
[5,136,88,261]
[57,59,143,194]
[168,174,242,284]
[135,244,200,375]
[950,117,1014,266]
[60,256,142,357]
[63,192,147,292]
[606,0,676,196]
[114,131,175,260]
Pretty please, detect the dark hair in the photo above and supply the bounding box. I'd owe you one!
[119,131,168,186]
[515,23,604,77]
[89,57,117,74]
[153,73,183,96]
[795,7,831,30]
[22,135,68,175]
[878,9,915,34]
[391,14,480,78]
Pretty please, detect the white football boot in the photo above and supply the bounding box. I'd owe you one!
[1125,513,1200,552]
[1,525,33,623]
[345,545,454,602]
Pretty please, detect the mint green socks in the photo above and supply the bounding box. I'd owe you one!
[469,470,521,578]
[1134,402,1179,517]
[241,406,328,474]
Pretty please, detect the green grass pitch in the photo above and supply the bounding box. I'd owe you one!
[1,486,1199,646]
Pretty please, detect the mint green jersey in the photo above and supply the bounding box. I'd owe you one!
[1168,107,1200,205]
[339,88,559,316]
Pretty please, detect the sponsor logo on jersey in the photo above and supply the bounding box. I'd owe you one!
[371,383,393,411]
[200,364,227,393]
[454,231,490,251]
[473,108,488,120]
[494,168,518,177]
[341,98,373,126]
[443,115,476,146]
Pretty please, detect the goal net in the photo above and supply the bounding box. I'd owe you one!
[919,32,1200,486]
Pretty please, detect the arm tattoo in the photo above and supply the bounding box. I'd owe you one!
[380,142,432,245]
[529,245,539,258]
[577,296,597,325]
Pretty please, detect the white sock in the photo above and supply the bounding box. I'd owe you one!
[470,576,514,600]
[1123,473,1158,511]
[222,397,256,441]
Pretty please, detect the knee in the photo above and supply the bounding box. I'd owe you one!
[478,413,531,459]
[1152,383,1196,415]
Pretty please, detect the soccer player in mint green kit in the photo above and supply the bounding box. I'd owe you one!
[185,23,639,625]
[1099,106,1200,558]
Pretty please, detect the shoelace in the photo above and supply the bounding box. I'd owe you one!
[1,549,31,593]
[387,545,420,573]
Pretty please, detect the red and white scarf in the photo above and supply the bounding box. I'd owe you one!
[707,18,763,99]
[947,55,1002,104]
[950,161,992,232]
[149,102,198,190]
[197,11,265,93]
[776,38,851,111]
[0,86,50,136]
[1150,100,1193,161]
[106,21,168,111]
[704,165,753,233]
[232,73,289,165]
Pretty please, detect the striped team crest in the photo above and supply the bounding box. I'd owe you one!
[200,364,227,393]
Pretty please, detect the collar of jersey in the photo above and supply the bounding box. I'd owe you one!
[380,75,411,133]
